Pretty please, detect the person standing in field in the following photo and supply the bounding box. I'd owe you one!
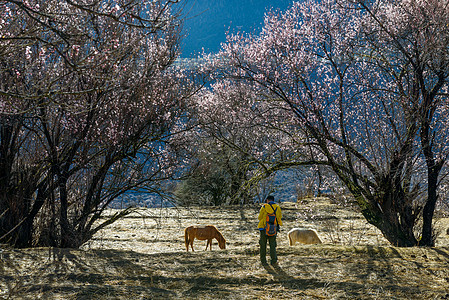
[258,195,282,266]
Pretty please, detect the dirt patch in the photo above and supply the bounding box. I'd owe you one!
[1,198,449,299]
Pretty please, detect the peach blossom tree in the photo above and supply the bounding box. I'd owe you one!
[0,0,195,248]
[204,0,449,246]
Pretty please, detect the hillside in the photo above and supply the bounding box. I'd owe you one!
[1,198,449,299]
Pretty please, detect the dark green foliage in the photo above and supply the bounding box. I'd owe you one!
[174,141,252,206]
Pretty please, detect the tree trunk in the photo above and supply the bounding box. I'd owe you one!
[344,164,419,247]
[356,191,418,247]
[419,105,442,247]
[420,169,439,246]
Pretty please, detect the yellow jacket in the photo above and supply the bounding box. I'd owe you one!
[258,202,283,229]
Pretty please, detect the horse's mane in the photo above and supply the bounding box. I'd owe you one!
[215,228,225,243]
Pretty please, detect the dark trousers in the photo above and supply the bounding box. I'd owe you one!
[259,230,277,264]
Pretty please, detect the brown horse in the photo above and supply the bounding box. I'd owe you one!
[184,225,226,251]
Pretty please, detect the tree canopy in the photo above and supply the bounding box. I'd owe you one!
[197,0,449,246]
[0,0,195,248]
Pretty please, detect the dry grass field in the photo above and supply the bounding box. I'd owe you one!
[1,197,449,299]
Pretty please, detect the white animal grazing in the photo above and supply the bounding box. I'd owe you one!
[288,228,322,245]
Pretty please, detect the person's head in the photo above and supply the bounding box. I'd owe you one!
[266,195,274,203]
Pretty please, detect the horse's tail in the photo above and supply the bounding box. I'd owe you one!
[288,231,293,246]
[184,227,190,251]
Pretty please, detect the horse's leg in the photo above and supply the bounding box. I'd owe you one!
[206,239,212,250]
[190,238,195,252]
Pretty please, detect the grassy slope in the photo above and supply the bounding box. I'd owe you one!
[1,198,449,299]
